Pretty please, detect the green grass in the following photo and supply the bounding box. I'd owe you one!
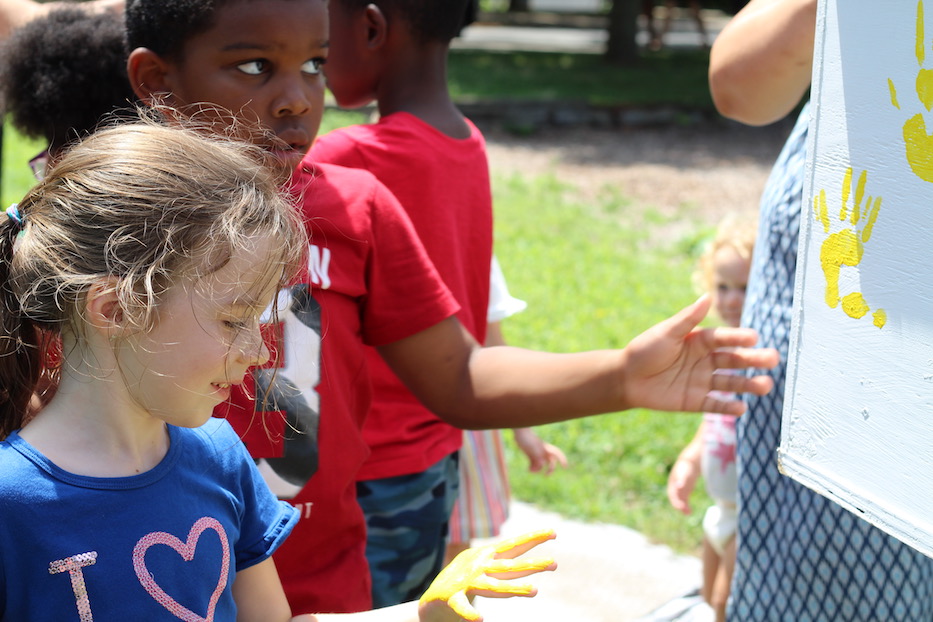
[448,48,714,109]
[489,171,714,554]
[1,123,44,207]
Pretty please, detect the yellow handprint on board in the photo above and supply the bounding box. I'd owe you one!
[890,0,933,181]
[814,167,886,328]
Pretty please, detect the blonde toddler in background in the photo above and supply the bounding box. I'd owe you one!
[666,215,756,622]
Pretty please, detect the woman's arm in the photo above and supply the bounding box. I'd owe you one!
[708,0,818,125]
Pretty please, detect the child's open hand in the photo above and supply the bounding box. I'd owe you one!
[513,428,567,475]
[620,295,779,416]
[418,529,557,622]
[667,455,701,515]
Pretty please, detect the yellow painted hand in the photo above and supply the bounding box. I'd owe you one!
[814,167,885,328]
[889,0,933,181]
[418,529,557,622]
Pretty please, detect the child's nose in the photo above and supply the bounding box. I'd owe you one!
[724,290,745,307]
[273,78,314,118]
[253,339,271,368]
[236,326,271,368]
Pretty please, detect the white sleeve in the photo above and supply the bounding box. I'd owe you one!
[487,254,527,323]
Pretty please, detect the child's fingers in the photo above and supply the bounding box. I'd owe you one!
[711,345,779,371]
[709,371,775,397]
[492,529,556,557]
[702,393,747,417]
[663,295,712,340]
[446,591,482,622]
[704,325,761,349]
[667,482,689,513]
[484,556,558,579]
[469,578,540,599]
[546,444,568,471]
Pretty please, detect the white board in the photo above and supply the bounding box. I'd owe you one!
[781,0,933,558]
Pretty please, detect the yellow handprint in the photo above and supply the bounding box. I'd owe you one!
[890,0,933,181]
[418,529,556,622]
[814,167,885,328]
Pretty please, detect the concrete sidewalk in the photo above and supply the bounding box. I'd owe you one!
[468,501,712,622]
[454,11,730,54]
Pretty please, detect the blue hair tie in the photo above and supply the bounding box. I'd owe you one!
[5,204,23,229]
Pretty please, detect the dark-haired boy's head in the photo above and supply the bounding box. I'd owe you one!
[333,0,471,43]
[126,0,328,175]
[0,8,135,154]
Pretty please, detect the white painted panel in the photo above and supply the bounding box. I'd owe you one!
[781,0,933,558]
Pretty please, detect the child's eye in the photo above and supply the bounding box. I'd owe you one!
[224,319,250,331]
[237,60,267,76]
[302,58,326,75]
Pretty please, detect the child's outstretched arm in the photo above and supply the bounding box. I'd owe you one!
[377,295,778,430]
[667,422,705,515]
[234,530,556,622]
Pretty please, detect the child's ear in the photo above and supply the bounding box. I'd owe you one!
[362,3,388,50]
[126,47,178,106]
[84,279,126,338]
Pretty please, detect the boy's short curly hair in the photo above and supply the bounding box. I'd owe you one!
[126,0,227,61]
[0,8,135,153]
[126,0,308,60]
[335,0,472,43]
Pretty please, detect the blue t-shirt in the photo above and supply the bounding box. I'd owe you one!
[0,418,297,620]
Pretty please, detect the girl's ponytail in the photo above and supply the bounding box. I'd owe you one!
[0,204,40,438]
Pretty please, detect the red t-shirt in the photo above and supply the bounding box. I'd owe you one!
[310,112,494,480]
[216,162,458,614]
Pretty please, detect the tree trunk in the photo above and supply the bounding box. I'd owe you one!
[606,0,640,65]
[508,0,530,12]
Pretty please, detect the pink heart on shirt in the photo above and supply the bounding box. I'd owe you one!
[133,516,231,622]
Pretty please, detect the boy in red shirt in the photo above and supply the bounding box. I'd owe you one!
[125,0,778,614]
[309,1,498,606]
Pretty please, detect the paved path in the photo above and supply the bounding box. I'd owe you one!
[455,11,730,54]
[468,501,712,622]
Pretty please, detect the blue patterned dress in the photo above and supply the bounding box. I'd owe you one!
[729,104,933,621]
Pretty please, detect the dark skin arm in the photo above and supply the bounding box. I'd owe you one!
[378,296,778,430]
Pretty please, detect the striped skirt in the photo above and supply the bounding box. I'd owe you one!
[447,429,511,542]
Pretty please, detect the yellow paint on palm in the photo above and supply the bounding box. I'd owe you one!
[419,529,556,622]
